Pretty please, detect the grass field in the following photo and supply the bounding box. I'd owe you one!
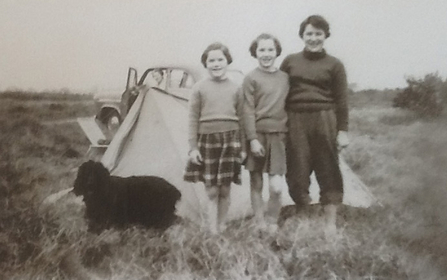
[1,90,446,279]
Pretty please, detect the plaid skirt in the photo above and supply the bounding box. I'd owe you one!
[184,130,242,187]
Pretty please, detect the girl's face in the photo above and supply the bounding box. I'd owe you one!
[302,24,326,52]
[205,49,228,80]
[256,39,277,71]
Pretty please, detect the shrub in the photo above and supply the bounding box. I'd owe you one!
[393,73,445,116]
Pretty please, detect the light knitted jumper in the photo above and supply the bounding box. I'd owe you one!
[188,77,244,151]
[242,67,289,141]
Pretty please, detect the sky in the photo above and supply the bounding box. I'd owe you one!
[1,0,447,92]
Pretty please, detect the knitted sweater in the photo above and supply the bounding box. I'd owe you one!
[242,67,289,140]
[188,77,244,150]
[280,49,348,131]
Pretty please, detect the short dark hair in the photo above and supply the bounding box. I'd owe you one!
[249,33,282,58]
[200,42,233,67]
[299,15,331,38]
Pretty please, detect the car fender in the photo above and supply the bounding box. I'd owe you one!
[100,103,121,115]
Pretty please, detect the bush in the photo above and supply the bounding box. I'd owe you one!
[393,73,445,116]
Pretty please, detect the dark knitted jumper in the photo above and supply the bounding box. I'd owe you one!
[280,49,348,131]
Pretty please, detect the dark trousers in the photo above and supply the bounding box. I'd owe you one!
[286,110,343,205]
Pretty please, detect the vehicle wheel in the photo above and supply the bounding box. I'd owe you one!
[106,111,121,132]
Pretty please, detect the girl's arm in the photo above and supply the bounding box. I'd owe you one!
[242,76,265,157]
[332,60,350,150]
[241,76,257,141]
[332,61,348,132]
[235,87,246,154]
[188,86,201,152]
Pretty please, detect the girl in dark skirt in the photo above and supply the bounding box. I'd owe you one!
[242,33,289,233]
[184,42,245,234]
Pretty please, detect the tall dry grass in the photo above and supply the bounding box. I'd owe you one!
[345,95,447,277]
[1,90,446,279]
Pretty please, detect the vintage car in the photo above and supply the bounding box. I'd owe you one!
[94,65,244,134]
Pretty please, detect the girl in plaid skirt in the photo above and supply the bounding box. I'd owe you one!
[184,42,245,234]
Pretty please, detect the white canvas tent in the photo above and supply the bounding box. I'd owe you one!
[101,87,378,224]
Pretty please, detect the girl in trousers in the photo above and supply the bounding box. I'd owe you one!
[242,33,289,233]
[184,42,245,234]
[280,15,350,234]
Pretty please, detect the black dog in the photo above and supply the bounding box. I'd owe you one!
[73,160,181,233]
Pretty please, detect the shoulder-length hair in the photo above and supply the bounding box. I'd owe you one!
[249,33,282,58]
[200,42,233,67]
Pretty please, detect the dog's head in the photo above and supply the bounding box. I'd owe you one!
[73,160,110,199]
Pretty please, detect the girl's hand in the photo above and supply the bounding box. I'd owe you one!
[189,149,203,165]
[250,139,265,157]
[337,131,350,151]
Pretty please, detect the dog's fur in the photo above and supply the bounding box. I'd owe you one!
[73,160,181,233]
